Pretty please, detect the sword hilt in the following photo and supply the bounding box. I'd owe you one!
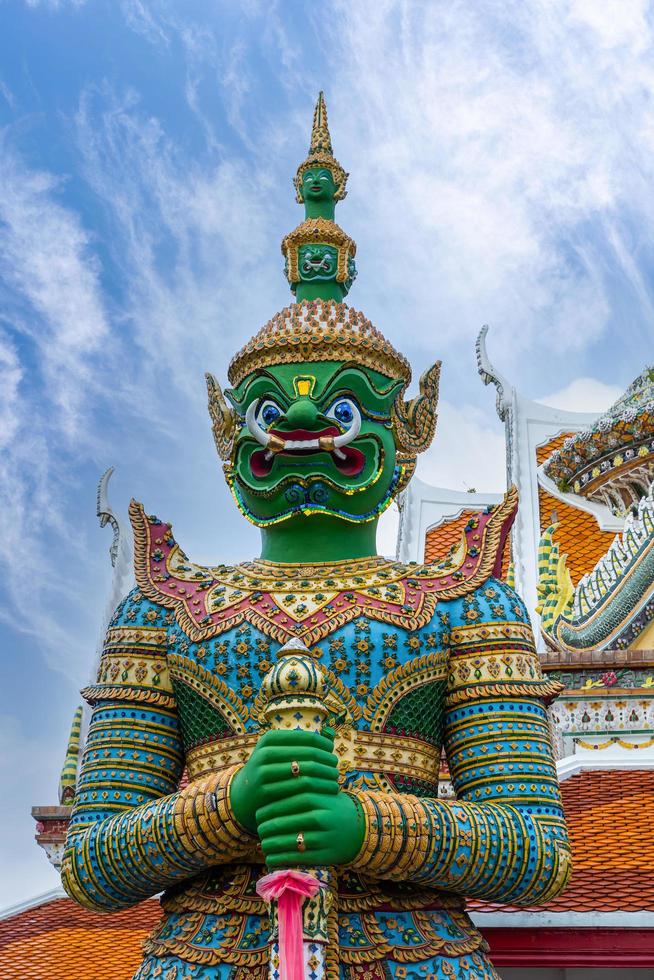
[258,638,336,979]
[261,637,330,734]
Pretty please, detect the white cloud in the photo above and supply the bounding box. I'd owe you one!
[119,0,170,46]
[73,85,280,406]
[317,0,654,367]
[539,377,624,412]
[0,139,108,433]
[0,334,22,448]
[417,399,506,493]
[0,141,111,676]
[0,79,15,109]
[568,0,650,52]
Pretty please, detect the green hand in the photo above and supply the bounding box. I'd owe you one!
[230,729,365,866]
[229,729,345,835]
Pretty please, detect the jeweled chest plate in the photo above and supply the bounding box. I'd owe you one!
[129,491,514,646]
[126,491,516,796]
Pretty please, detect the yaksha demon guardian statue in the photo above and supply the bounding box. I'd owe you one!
[62,95,570,980]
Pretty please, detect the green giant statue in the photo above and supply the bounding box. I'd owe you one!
[62,93,570,980]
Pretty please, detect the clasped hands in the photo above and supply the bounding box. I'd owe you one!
[229,729,364,867]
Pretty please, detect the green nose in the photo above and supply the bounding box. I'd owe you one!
[283,399,320,429]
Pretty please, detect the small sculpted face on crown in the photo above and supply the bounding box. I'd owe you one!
[223,359,404,526]
[300,167,337,203]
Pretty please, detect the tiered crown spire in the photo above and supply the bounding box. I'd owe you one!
[310,91,333,153]
[283,93,357,303]
[293,92,348,204]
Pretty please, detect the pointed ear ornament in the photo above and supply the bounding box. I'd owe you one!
[391,360,441,456]
[206,373,238,461]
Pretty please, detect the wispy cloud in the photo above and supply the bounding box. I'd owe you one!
[73,84,281,406]
[319,0,654,370]
[0,137,108,430]
[0,138,110,674]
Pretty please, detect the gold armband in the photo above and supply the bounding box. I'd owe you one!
[174,765,259,862]
[346,789,429,880]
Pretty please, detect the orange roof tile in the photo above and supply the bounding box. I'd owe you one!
[424,509,510,579]
[0,896,161,979]
[424,510,477,564]
[473,768,654,913]
[536,434,615,585]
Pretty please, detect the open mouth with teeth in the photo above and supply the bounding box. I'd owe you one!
[250,426,366,478]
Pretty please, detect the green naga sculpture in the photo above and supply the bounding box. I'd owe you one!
[62,94,570,980]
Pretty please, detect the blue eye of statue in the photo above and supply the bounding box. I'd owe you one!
[256,400,282,428]
[326,398,357,427]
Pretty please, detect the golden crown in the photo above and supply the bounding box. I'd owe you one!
[227,300,411,387]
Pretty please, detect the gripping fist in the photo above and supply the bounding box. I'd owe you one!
[229,729,364,866]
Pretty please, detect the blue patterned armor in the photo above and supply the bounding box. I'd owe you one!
[62,491,570,980]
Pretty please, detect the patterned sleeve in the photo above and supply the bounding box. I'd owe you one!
[348,578,571,905]
[61,588,257,912]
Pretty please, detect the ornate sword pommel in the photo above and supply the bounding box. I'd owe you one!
[261,638,328,734]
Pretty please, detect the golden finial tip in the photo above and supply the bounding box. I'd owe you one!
[310,90,333,156]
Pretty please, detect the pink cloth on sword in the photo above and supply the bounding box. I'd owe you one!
[256,870,324,980]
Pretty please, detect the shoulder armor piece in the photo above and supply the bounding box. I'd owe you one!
[418,484,517,584]
[129,487,518,645]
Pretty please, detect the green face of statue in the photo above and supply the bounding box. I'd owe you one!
[225,361,404,526]
[300,167,337,203]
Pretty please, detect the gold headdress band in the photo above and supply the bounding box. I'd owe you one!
[227,300,411,388]
[294,92,348,203]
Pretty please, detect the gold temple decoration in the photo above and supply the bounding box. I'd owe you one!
[206,372,238,461]
[294,91,348,202]
[392,361,441,456]
[281,217,357,286]
[227,299,412,387]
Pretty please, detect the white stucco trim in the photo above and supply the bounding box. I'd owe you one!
[501,394,599,637]
[0,887,66,921]
[556,754,654,781]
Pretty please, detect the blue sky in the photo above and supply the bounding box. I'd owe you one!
[1,0,652,904]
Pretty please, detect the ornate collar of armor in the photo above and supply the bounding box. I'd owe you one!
[129,487,517,645]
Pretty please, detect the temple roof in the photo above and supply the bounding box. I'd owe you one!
[543,366,654,496]
[0,891,160,979]
[472,767,654,913]
[536,432,616,585]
